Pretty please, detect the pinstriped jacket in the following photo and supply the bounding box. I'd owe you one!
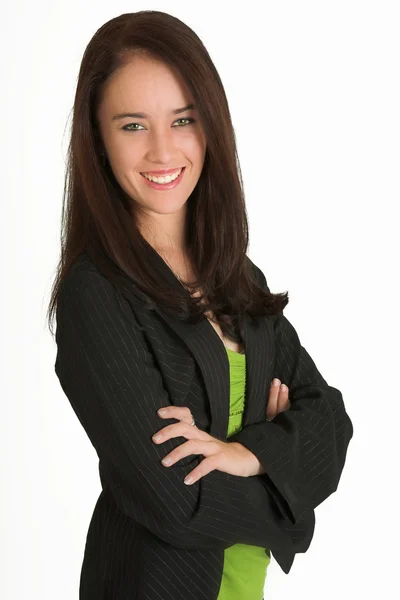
[54,249,353,600]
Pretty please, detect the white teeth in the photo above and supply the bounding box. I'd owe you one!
[142,168,183,183]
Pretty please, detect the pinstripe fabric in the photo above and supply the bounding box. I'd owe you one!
[54,251,353,599]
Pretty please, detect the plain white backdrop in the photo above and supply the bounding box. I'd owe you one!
[2,1,399,598]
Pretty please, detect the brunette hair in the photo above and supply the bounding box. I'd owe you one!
[47,10,288,343]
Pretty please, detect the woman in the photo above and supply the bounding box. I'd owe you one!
[48,10,354,600]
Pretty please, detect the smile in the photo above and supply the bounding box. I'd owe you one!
[140,167,186,190]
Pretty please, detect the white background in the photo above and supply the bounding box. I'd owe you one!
[2,1,399,598]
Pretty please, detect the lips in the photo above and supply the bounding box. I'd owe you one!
[140,166,186,189]
[140,167,184,176]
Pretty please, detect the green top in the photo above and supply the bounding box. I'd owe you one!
[216,346,271,600]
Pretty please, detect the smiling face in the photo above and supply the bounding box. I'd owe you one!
[96,54,207,236]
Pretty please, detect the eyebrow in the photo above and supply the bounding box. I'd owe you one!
[111,103,196,121]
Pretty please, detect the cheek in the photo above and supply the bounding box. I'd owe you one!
[195,131,207,164]
[110,144,143,174]
[183,134,206,166]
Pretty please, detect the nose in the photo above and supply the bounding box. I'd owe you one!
[146,128,177,165]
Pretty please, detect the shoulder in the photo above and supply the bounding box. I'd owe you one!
[67,251,101,278]
[58,252,117,309]
[57,253,146,329]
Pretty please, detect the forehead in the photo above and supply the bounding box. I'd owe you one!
[100,56,192,113]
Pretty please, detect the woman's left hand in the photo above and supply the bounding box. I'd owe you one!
[153,406,263,485]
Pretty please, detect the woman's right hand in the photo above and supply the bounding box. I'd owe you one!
[266,379,291,421]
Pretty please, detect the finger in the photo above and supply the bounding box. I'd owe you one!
[153,421,208,444]
[183,456,218,485]
[266,379,280,420]
[161,438,217,469]
[161,438,206,467]
[157,406,193,425]
[277,384,290,413]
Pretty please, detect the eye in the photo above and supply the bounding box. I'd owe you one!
[122,118,196,132]
[173,118,196,127]
[122,123,145,132]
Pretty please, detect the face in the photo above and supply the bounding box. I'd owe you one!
[97,55,207,226]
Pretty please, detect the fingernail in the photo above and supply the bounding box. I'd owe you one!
[272,378,280,387]
[184,477,194,485]
[158,409,167,415]
[280,384,287,392]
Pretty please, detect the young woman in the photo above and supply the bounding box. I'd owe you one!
[48,10,354,600]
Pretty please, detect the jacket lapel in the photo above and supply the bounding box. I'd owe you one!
[146,246,275,440]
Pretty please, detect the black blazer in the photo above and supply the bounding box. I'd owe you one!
[54,250,353,600]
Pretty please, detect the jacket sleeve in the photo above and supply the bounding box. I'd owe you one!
[54,263,308,551]
[228,263,354,525]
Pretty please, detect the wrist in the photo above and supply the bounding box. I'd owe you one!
[230,441,265,477]
[251,457,265,476]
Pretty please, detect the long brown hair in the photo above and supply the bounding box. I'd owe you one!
[47,10,289,343]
